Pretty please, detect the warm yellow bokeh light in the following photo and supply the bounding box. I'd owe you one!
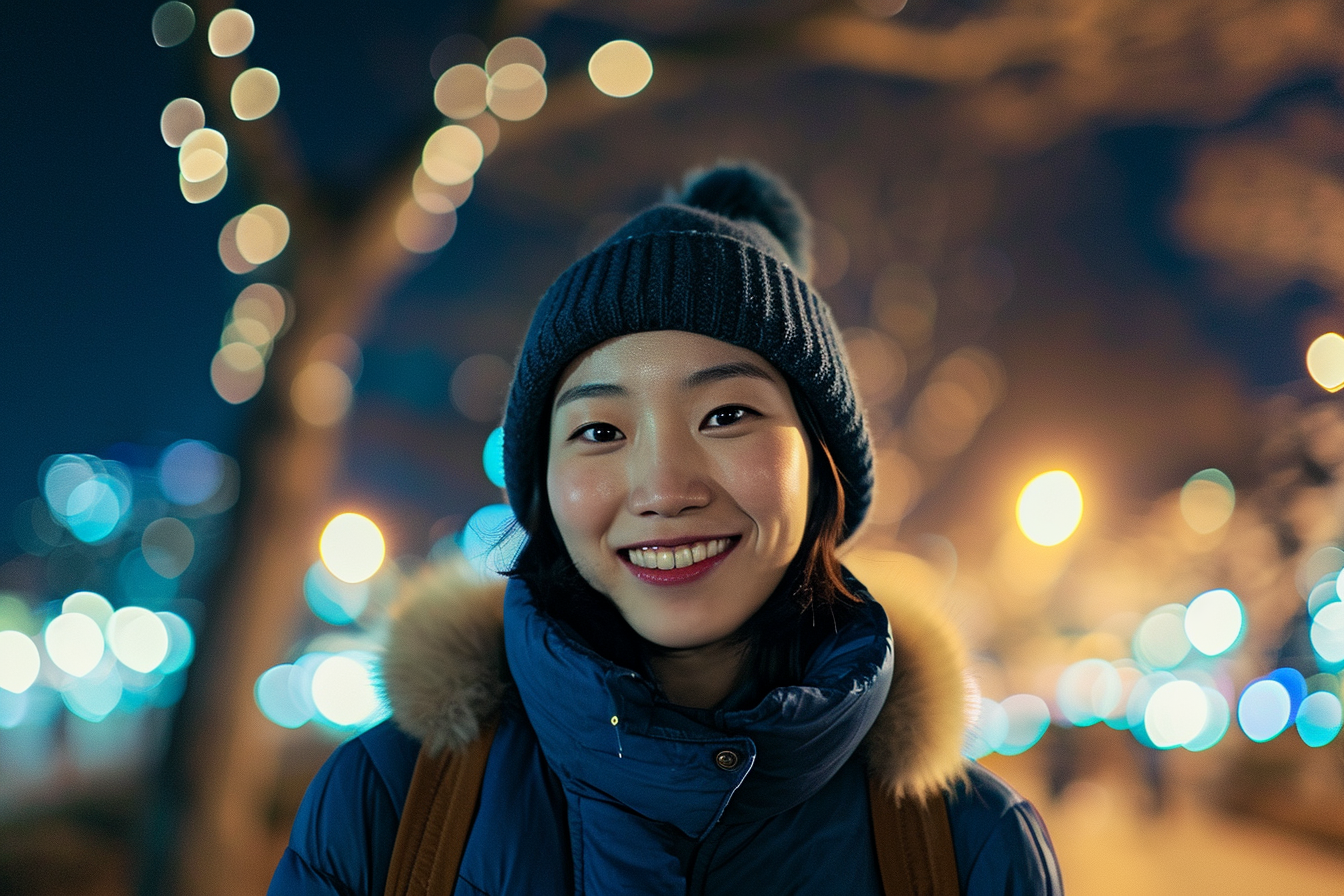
[233,283,288,337]
[460,114,500,156]
[235,203,290,265]
[423,125,483,186]
[320,513,386,584]
[291,360,354,427]
[211,343,265,404]
[412,166,472,214]
[1307,332,1344,392]
[485,36,546,76]
[589,40,653,98]
[1016,470,1083,546]
[161,97,205,147]
[231,67,280,121]
[208,8,255,58]
[180,165,228,204]
[179,128,228,183]
[486,63,546,121]
[434,64,489,120]
[218,216,258,274]
[395,199,458,254]
[1180,469,1235,534]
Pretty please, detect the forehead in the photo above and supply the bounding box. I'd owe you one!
[554,331,788,394]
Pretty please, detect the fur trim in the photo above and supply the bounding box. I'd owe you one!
[845,551,972,800]
[378,559,507,755]
[381,552,969,798]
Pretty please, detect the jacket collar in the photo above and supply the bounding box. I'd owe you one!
[379,556,969,805]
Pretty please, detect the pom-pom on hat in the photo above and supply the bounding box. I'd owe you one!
[503,162,873,540]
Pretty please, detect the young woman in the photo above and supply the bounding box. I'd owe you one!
[270,164,1062,894]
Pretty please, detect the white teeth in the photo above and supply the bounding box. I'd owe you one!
[627,538,730,569]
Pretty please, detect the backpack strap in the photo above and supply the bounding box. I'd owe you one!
[868,774,960,896]
[384,718,499,896]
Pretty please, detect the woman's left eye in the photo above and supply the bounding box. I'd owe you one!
[703,406,754,428]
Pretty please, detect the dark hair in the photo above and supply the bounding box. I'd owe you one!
[507,380,862,694]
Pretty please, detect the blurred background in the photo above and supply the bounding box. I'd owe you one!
[4,0,1344,893]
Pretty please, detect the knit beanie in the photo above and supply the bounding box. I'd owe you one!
[503,163,873,541]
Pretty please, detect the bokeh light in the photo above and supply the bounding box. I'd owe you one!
[1238,678,1292,742]
[1184,687,1231,752]
[235,203,290,265]
[156,612,195,674]
[484,36,545,75]
[1125,671,1176,743]
[44,613,105,678]
[63,669,123,722]
[0,631,40,694]
[233,283,289,338]
[460,114,500,156]
[450,353,511,422]
[255,662,316,728]
[311,652,384,727]
[107,607,169,674]
[434,64,489,119]
[179,128,228,183]
[208,8,255,58]
[857,0,910,15]
[231,67,280,120]
[181,165,228,204]
[1180,469,1235,534]
[1144,679,1208,748]
[218,215,258,274]
[292,360,354,427]
[460,504,526,577]
[486,63,547,121]
[588,40,653,98]
[320,513,385,584]
[963,696,1008,759]
[1312,601,1344,664]
[212,342,266,404]
[1056,658,1121,726]
[483,427,506,489]
[304,562,370,625]
[423,125,483,186]
[158,440,225,506]
[160,97,205,147]
[395,200,457,254]
[1295,691,1343,746]
[1306,332,1344,392]
[1268,667,1308,720]
[412,167,473,215]
[997,694,1051,755]
[142,517,195,578]
[1184,588,1243,656]
[1133,605,1191,670]
[64,591,113,628]
[1016,470,1082,546]
[152,2,195,47]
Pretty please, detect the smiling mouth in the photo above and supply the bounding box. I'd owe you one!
[625,537,735,570]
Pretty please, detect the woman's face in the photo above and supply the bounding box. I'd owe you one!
[546,330,812,651]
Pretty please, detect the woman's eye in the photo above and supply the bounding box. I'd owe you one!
[703,406,753,428]
[574,423,623,443]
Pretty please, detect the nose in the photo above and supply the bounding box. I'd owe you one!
[626,426,712,517]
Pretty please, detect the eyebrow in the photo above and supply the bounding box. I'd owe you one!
[553,361,777,411]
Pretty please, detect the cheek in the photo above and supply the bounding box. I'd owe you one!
[547,459,621,545]
[730,432,811,538]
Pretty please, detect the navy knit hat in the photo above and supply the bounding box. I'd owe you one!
[503,163,873,541]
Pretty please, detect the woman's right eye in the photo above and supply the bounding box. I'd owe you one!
[572,423,623,443]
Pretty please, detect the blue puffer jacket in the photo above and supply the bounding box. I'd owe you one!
[270,565,1062,895]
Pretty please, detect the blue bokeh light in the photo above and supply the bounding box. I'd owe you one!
[1295,691,1342,747]
[483,427,506,489]
[158,440,224,506]
[1238,678,1292,742]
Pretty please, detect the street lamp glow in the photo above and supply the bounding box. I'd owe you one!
[320,513,385,584]
[1307,332,1344,392]
[1016,470,1082,546]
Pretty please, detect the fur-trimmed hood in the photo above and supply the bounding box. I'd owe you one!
[379,554,969,801]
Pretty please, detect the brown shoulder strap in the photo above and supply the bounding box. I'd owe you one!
[384,718,499,896]
[868,774,960,896]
